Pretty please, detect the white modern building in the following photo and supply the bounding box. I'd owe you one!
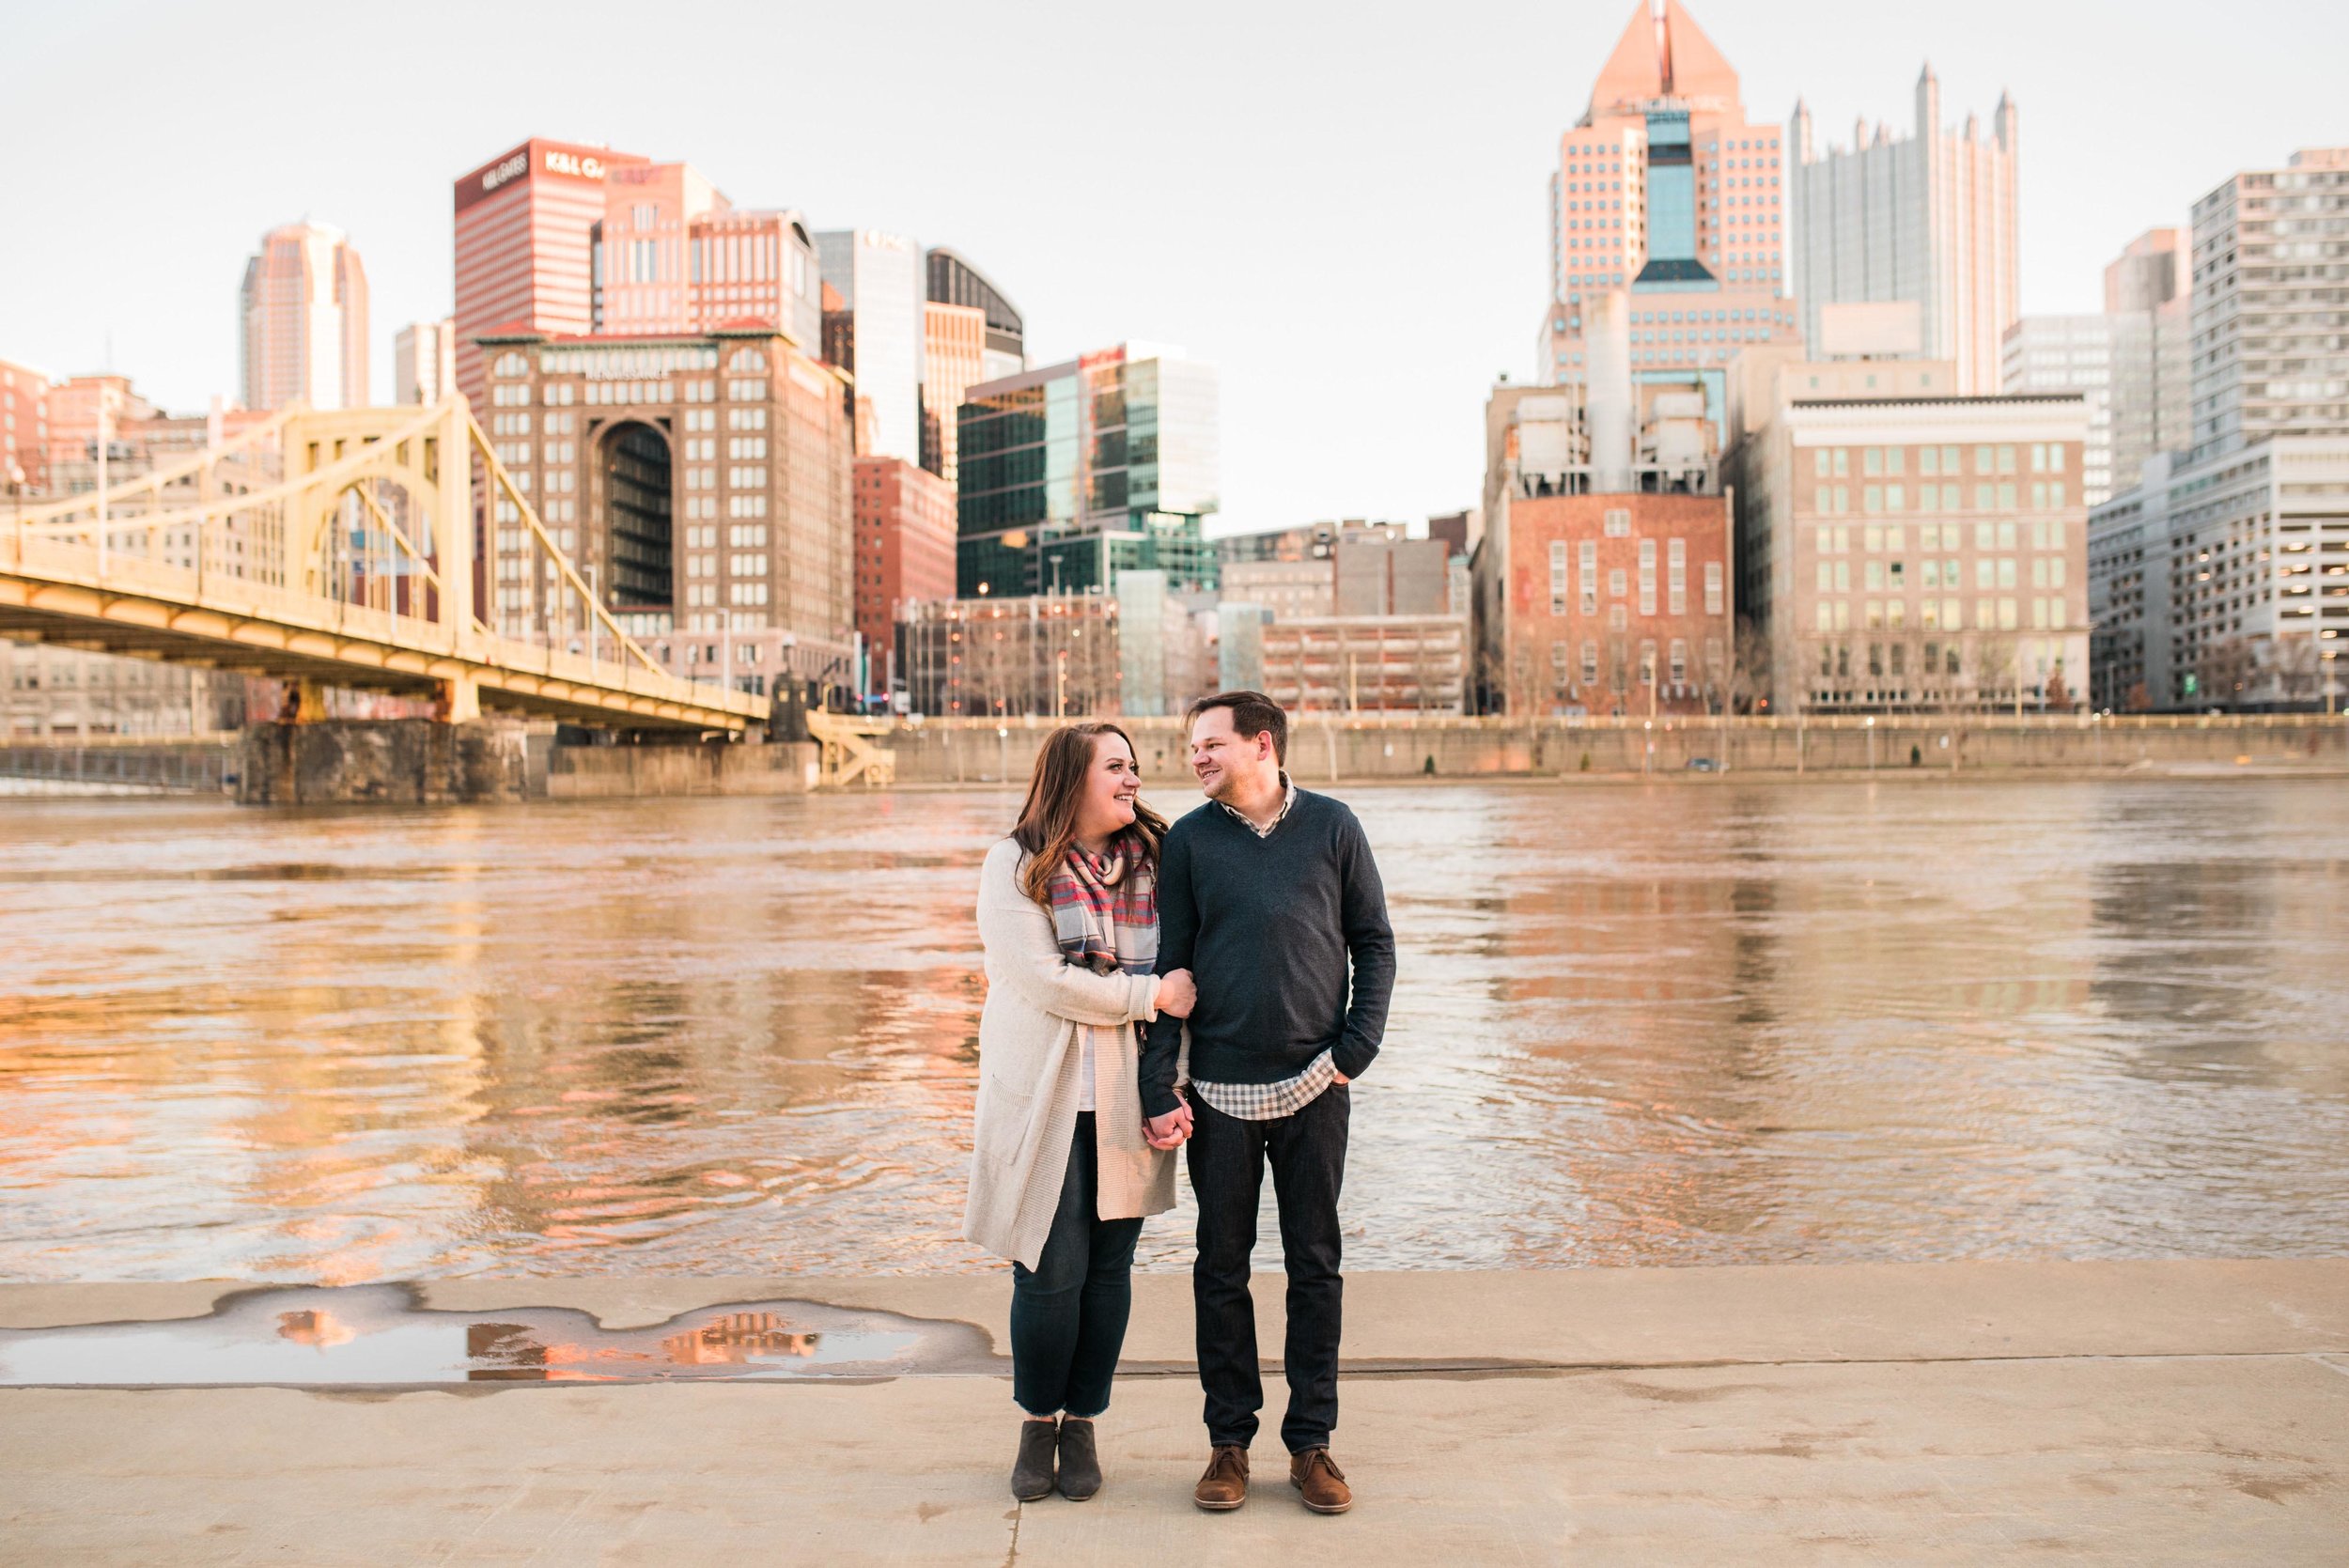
[2090,148,2349,709]
[2088,438,2349,710]
[1789,69,2019,396]
[2002,316,2114,505]
[394,318,456,405]
[2104,227,2193,489]
[816,229,926,463]
[2187,147,2349,460]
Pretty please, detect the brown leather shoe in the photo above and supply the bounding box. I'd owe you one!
[1290,1447,1352,1514]
[1192,1444,1249,1511]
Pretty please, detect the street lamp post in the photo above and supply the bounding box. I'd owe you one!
[96,387,110,577]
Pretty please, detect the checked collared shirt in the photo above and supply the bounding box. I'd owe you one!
[1188,771,1341,1121]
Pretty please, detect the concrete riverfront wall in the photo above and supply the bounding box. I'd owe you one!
[201,728,817,803]
[546,739,817,798]
[878,713,2349,785]
[0,740,235,794]
[39,716,2335,803]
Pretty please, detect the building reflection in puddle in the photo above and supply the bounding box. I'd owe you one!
[276,1309,357,1350]
[0,1285,991,1387]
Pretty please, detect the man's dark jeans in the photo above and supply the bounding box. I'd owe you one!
[1009,1112,1143,1419]
[1185,1083,1349,1452]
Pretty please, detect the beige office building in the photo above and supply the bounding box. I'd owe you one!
[2188,147,2349,458]
[394,318,457,405]
[2104,227,2192,487]
[1728,355,2089,712]
[476,324,855,695]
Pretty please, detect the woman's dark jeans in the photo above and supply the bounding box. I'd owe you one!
[1010,1113,1143,1419]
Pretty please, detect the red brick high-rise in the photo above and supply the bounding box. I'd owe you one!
[453,139,649,412]
[1477,375,1734,717]
[0,357,49,493]
[852,455,956,695]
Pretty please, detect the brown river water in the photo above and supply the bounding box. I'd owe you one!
[1,779,2343,1283]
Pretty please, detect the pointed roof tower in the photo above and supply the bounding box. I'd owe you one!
[1586,2,1743,121]
[1586,1,1666,120]
[1657,2,1739,103]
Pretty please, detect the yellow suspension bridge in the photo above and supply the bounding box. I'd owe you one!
[1,397,769,735]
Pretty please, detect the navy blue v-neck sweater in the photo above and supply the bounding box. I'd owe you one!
[1138,788,1395,1119]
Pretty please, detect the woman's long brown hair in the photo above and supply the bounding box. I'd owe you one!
[1011,722,1169,907]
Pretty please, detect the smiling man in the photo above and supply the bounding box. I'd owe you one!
[1138,690,1395,1516]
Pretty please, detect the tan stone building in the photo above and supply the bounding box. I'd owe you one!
[478,324,855,699]
[1727,354,2089,712]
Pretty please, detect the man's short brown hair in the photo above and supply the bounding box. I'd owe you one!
[1185,690,1288,764]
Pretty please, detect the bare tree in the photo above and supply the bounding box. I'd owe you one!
[1895,630,1928,713]
[1507,643,1538,719]
[1973,635,2017,716]
[1606,633,1631,717]
[2044,662,2076,713]
[2274,632,2322,707]
[2196,636,2256,710]
[1725,617,1773,714]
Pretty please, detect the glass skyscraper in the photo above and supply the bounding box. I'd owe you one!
[955,343,1219,598]
[815,229,926,463]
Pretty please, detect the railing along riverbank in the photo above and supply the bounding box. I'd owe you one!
[872,712,2349,785]
[0,737,238,794]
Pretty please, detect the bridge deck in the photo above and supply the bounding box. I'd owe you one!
[2,533,767,734]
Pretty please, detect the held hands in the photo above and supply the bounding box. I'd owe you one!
[1154,969,1197,1019]
[1143,1099,1193,1150]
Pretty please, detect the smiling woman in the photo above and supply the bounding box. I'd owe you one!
[966,722,1193,1499]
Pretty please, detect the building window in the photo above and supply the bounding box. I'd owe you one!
[1604,508,1630,536]
[1638,539,1657,616]
[1549,541,1568,615]
[1579,542,1598,615]
[1703,561,1723,615]
[1667,538,1687,615]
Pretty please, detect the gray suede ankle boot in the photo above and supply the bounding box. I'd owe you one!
[1010,1418,1057,1501]
[1055,1418,1102,1499]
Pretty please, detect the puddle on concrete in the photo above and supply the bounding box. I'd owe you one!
[0,1285,999,1387]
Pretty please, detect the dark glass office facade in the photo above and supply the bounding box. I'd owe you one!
[955,344,1219,598]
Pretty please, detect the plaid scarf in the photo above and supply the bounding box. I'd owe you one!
[1049,831,1159,978]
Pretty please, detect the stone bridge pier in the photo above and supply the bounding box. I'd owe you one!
[236,720,532,804]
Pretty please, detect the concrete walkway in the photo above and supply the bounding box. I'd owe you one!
[2,1260,2343,1564]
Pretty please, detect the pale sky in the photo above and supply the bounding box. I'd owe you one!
[5,0,2343,536]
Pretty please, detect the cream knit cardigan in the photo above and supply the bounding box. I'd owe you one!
[963,837,1177,1268]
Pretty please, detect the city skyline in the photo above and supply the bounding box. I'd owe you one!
[5,0,2345,535]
